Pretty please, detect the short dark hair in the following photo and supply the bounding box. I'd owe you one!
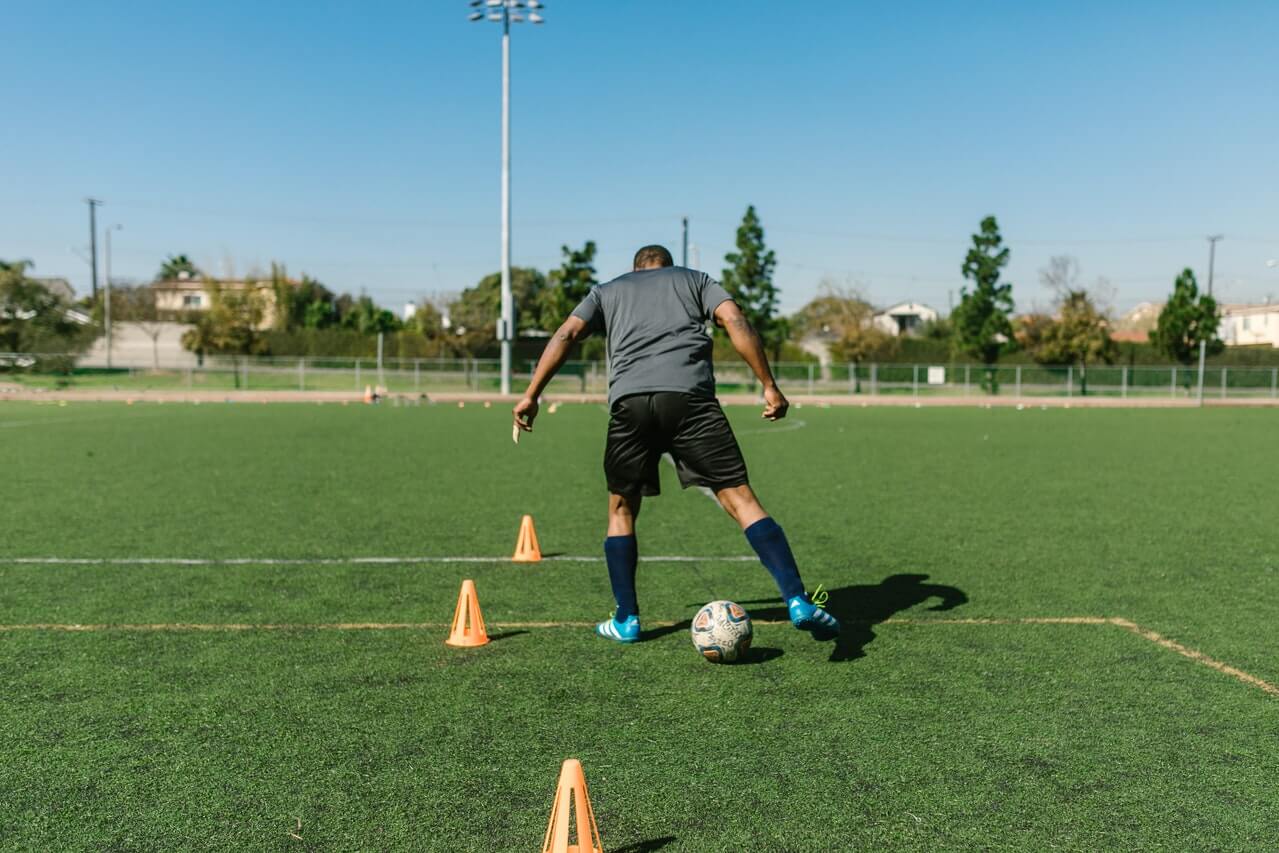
[633,245,674,270]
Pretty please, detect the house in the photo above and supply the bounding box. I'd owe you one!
[1219,303,1279,348]
[151,275,283,328]
[872,302,939,337]
[1112,301,1162,343]
[33,277,74,302]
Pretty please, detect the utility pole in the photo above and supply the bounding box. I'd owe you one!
[682,217,689,267]
[86,198,102,300]
[1195,234,1223,405]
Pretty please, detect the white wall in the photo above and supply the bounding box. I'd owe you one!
[81,322,199,367]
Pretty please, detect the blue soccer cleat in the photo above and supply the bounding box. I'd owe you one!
[596,613,641,644]
[788,587,840,641]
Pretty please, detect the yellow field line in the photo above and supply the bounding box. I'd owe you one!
[1,616,1273,698]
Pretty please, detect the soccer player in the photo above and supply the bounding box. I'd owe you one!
[512,244,839,645]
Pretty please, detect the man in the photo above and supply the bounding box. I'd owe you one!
[512,244,839,645]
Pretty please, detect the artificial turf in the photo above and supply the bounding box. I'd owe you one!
[1,400,1276,850]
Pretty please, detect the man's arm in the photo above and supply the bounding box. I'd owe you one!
[513,314,590,433]
[713,300,789,421]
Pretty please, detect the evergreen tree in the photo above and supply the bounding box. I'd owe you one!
[952,216,1014,392]
[1150,268,1222,366]
[537,241,597,330]
[722,205,784,358]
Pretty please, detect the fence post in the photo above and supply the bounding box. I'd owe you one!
[1066,365,1072,397]
[1122,366,1128,398]
[964,364,970,395]
[871,363,878,396]
[1221,367,1227,399]
[1273,367,1278,399]
[298,358,305,392]
[847,363,854,395]
[355,359,361,390]
[242,359,249,390]
[912,364,919,397]
[1015,365,1022,398]
[1170,366,1175,398]
[807,362,815,395]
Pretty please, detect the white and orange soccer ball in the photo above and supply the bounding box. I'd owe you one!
[690,600,753,663]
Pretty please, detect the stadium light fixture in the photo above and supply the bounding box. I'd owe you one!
[466,0,547,397]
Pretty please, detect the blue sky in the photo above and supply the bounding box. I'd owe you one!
[4,0,1277,315]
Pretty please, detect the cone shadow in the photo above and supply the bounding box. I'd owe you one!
[485,630,529,643]
[613,837,677,853]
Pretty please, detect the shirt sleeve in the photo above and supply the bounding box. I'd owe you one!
[699,273,734,320]
[570,287,605,334]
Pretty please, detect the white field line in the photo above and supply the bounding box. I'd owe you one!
[0,555,760,566]
[2,614,1272,698]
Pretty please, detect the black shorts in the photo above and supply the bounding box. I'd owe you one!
[604,392,749,498]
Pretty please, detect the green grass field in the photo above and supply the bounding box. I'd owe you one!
[2,400,1276,850]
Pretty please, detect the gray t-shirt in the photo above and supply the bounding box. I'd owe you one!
[570,266,734,404]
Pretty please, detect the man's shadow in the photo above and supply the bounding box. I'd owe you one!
[739,574,968,662]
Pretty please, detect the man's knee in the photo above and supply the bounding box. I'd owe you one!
[715,484,764,524]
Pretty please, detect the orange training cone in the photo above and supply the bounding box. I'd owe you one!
[363,385,374,404]
[444,579,489,647]
[542,759,603,853]
[513,514,542,563]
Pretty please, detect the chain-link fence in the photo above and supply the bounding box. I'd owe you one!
[4,353,1279,400]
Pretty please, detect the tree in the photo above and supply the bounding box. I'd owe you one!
[407,302,444,337]
[722,205,785,358]
[340,294,400,335]
[179,283,268,380]
[791,284,894,392]
[1034,290,1116,395]
[951,216,1014,392]
[448,267,547,353]
[1150,268,1222,366]
[537,241,598,330]
[0,259,96,365]
[156,254,200,281]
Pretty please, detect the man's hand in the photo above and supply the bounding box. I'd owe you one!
[762,385,789,421]
[513,396,539,433]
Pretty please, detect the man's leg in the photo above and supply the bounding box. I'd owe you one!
[716,484,839,640]
[605,492,641,620]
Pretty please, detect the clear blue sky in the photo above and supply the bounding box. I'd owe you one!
[4,0,1277,315]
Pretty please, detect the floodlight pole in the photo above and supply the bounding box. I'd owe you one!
[682,217,689,267]
[471,1,543,396]
[500,11,512,396]
[1195,234,1223,406]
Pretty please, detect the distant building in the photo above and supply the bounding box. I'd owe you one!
[151,276,284,329]
[1112,301,1162,343]
[403,301,418,321]
[1219,303,1279,348]
[872,302,938,337]
[33,277,74,302]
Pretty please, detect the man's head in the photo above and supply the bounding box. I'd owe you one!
[633,245,674,271]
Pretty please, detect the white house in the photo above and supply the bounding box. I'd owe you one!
[1219,303,1279,348]
[873,301,939,337]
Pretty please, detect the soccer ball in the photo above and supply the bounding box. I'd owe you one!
[690,600,753,663]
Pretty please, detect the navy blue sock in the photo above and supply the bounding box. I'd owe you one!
[604,535,639,620]
[744,517,806,602]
